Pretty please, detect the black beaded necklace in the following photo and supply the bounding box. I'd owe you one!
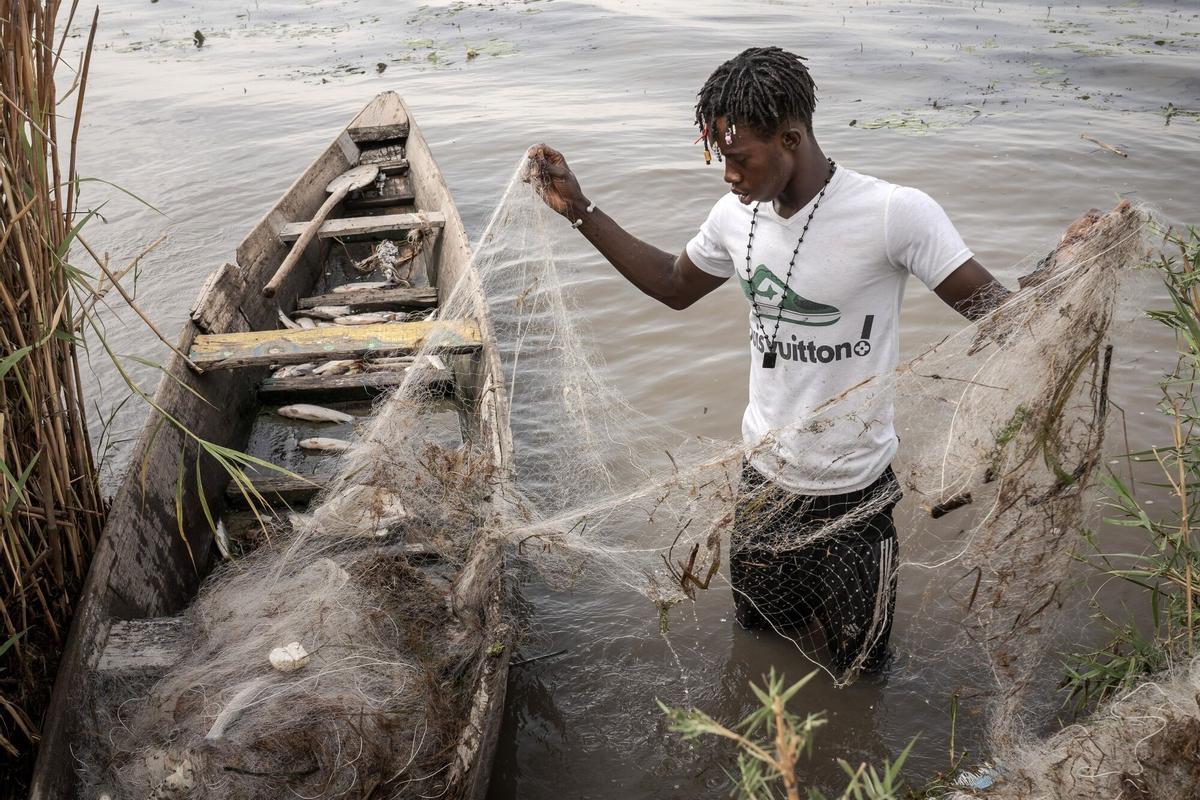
[744,158,837,369]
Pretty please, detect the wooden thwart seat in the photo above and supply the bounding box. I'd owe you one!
[224,473,331,509]
[297,286,437,313]
[189,319,481,370]
[278,211,445,242]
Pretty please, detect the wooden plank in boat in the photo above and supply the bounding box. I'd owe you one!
[189,319,481,370]
[359,146,407,171]
[346,174,416,210]
[297,286,438,313]
[349,92,409,142]
[97,618,186,673]
[224,473,330,509]
[278,211,446,242]
[259,368,453,403]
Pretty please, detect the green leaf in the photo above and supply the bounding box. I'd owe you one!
[0,345,33,379]
[0,630,26,659]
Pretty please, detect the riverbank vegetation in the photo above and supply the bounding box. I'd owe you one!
[1064,226,1200,708]
[0,0,107,779]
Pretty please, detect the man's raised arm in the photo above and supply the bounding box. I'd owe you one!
[525,144,726,310]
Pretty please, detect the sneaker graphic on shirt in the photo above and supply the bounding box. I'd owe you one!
[740,265,841,326]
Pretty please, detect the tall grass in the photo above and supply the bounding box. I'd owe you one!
[1,4,308,788]
[0,0,107,774]
[1064,227,1200,708]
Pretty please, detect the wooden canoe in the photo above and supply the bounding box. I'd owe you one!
[31,92,514,799]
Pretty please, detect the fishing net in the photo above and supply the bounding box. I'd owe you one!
[76,159,1149,797]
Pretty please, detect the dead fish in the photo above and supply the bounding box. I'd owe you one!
[296,316,317,330]
[425,354,448,371]
[276,404,355,424]
[312,359,359,376]
[294,305,351,320]
[334,312,400,326]
[332,281,399,293]
[214,519,231,560]
[298,437,353,453]
[278,309,301,330]
[362,357,412,373]
[271,362,316,379]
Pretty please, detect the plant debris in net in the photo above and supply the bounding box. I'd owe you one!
[77,160,1149,797]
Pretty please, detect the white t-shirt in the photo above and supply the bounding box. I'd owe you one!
[686,166,972,495]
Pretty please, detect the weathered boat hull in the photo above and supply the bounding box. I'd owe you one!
[32,92,513,799]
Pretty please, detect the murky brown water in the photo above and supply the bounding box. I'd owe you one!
[77,0,1198,796]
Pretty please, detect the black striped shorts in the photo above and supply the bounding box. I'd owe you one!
[729,461,901,672]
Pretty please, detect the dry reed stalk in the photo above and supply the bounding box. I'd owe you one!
[0,0,105,789]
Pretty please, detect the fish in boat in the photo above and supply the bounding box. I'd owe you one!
[298,437,353,453]
[333,311,406,325]
[277,404,355,424]
[331,280,402,293]
[312,359,360,376]
[33,92,514,800]
[294,305,351,320]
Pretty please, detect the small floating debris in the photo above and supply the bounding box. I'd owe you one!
[192,30,205,48]
[269,642,311,673]
[1080,132,1128,157]
[276,404,354,424]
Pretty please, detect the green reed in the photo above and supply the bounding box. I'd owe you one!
[1063,226,1200,710]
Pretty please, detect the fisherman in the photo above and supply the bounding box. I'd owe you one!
[526,46,1009,673]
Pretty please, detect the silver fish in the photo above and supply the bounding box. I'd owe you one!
[334,312,398,326]
[295,305,351,320]
[332,281,399,293]
[362,356,413,372]
[276,404,355,424]
[298,437,353,453]
[271,362,316,379]
[312,359,358,376]
[278,309,301,330]
[296,316,317,329]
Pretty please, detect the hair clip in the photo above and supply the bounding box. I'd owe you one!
[694,124,714,164]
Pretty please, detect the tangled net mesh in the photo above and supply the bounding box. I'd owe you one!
[78,159,1151,797]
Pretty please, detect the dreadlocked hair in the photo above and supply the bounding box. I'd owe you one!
[694,46,817,144]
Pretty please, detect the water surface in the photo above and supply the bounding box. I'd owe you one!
[76,0,1199,796]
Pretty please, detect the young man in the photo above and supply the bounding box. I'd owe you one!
[527,46,1008,672]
